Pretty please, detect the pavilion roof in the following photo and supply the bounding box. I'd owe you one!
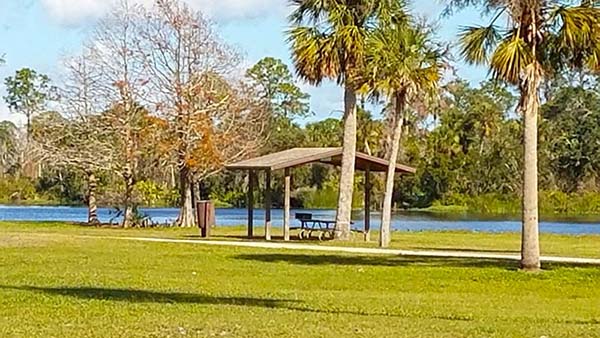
[225,147,416,173]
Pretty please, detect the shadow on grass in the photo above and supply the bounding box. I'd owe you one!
[235,253,517,269]
[0,285,474,320]
[0,285,296,308]
[410,247,520,254]
[235,253,599,270]
[183,234,325,242]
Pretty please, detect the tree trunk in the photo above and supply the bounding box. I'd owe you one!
[177,166,196,227]
[122,166,135,228]
[192,180,201,206]
[520,65,541,271]
[383,109,397,159]
[170,165,176,189]
[334,84,357,240]
[380,92,405,248]
[87,171,100,225]
[26,114,32,142]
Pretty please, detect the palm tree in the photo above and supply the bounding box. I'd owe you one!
[453,0,600,270]
[287,0,405,239]
[364,22,446,247]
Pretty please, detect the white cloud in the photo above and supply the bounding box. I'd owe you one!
[0,103,22,125]
[40,0,286,25]
[0,104,9,121]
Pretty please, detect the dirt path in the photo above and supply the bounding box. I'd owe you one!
[102,236,600,265]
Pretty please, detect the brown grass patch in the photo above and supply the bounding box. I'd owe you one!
[0,233,69,248]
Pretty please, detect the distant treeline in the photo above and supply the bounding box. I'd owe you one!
[3,76,600,215]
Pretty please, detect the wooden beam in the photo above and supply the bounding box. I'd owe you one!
[265,170,272,241]
[283,168,291,241]
[247,170,255,238]
[364,165,371,242]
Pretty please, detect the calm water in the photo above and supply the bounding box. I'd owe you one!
[2,205,600,235]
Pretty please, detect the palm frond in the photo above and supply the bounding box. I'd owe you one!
[550,6,598,49]
[490,34,534,84]
[545,5,600,72]
[288,0,330,25]
[287,0,409,87]
[585,40,600,71]
[372,0,409,25]
[459,25,502,65]
[286,26,334,84]
[364,21,446,109]
[443,0,505,17]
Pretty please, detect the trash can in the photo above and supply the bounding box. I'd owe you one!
[196,200,215,238]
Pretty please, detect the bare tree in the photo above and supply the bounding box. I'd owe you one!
[34,53,116,224]
[138,0,267,227]
[84,0,151,227]
[38,0,266,227]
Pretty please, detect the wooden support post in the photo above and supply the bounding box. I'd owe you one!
[283,168,291,241]
[364,166,371,242]
[265,170,272,241]
[247,170,255,238]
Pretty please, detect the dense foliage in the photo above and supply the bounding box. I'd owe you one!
[3,72,600,215]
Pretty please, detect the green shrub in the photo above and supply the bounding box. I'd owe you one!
[134,180,178,207]
[209,190,244,208]
[0,177,38,202]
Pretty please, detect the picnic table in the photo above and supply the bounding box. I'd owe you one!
[294,213,336,240]
[294,212,364,240]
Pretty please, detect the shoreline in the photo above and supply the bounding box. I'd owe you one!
[4,203,600,221]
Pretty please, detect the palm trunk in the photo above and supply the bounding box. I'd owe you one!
[177,165,196,227]
[380,92,405,248]
[87,171,99,225]
[520,65,541,271]
[334,83,357,240]
[384,110,397,159]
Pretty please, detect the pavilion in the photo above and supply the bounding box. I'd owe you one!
[225,147,415,241]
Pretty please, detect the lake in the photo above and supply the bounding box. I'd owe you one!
[2,205,600,235]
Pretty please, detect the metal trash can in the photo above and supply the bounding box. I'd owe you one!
[196,200,215,238]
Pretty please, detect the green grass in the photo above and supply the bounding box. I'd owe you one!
[6,221,596,258]
[1,222,600,337]
[433,191,600,216]
[416,204,470,213]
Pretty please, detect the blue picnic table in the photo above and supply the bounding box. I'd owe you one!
[293,212,356,240]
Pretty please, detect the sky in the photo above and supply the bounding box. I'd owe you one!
[0,0,488,125]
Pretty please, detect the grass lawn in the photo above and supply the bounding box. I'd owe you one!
[1,221,600,337]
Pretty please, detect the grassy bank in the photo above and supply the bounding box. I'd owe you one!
[2,221,600,258]
[1,221,600,337]
[431,191,600,216]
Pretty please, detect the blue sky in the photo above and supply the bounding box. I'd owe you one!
[0,0,488,124]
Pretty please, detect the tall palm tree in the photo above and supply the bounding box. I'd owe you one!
[287,0,405,239]
[453,0,600,270]
[365,22,446,247]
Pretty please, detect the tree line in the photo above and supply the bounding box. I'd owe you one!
[1,0,599,270]
[1,0,267,227]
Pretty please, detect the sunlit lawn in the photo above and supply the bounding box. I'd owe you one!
[3,221,599,258]
[1,221,600,337]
